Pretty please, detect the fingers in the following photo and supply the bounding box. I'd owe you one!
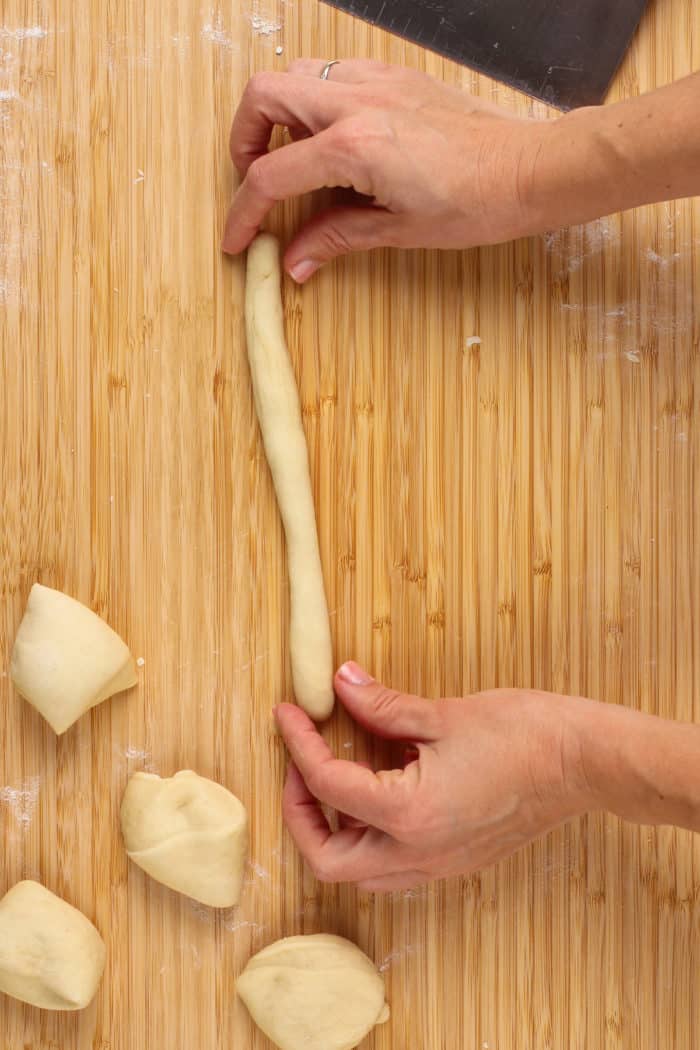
[222,129,365,255]
[287,58,396,84]
[275,703,405,831]
[282,205,403,282]
[338,760,372,829]
[229,71,353,174]
[282,762,415,883]
[333,662,444,742]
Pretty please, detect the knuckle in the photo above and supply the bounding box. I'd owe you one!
[388,796,428,841]
[316,224,355,257]
[309,853,337,883]
[331,117,368,154]
[304,763,329,799]
[390,809,418,840]
[245,157,272,199]
[427,698,449,733]
[245,70,275,99]
[371,686,403,719]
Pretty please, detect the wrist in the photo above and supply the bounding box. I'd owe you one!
[520,106,625,235]
[522,76,700,237]
[568,699,700,831]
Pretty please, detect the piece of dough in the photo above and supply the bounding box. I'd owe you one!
[0,880,106,1011]
[237,933,390,1050]
[10,583,138,734]
[120,770,248,907]
[245,234,334,720]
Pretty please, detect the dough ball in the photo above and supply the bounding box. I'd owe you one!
[0,880,106,1011]
[237,934,390,1050]
[120,770,248,908]
[10,583,138,734]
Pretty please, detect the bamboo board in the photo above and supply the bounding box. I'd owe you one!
[1,0,699,1046]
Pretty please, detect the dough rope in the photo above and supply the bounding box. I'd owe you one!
[245,233,334,720]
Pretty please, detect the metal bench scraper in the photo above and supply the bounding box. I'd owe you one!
[320,0,649,109]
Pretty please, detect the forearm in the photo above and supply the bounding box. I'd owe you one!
[526,72,700,231]
[571,699,700,833]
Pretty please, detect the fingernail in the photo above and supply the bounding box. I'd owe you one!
[288,258,318,283]
[337,661,373,686]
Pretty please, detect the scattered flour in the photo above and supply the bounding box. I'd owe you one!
[542,217,618,275]
[124,746,150,760]
[0,776,41,828]
[465,336,481,348]
[122,747,158,772]
[249,0,283,35]
[0,89,20,101]
[250,13,282,34]
[0,26,47,40]
[201,16,235,50]
[378,946,415,972]
[225,918,267,934]
[646,249,681,268]
[248,861,271,880]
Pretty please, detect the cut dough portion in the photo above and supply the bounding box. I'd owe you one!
[245,234,334,720]
[0,880,106,1011]
[237,933,390,1050]
[10,583,137,734]
[120,770,248,908]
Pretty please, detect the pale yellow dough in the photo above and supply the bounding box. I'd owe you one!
[10,583,137,734]
[0,880,106,1010]
[245,234,334,720]
[120,770,248,907]
[237,934,390,1050]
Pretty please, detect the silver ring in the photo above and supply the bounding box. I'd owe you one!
[320,60,340,81]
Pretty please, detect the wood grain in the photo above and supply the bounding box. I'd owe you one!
[1,0,698,1047]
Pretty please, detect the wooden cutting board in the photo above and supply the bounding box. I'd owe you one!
[1,0,698,1047]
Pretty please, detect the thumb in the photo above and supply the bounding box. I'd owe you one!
[334,661,443,742]
[284,206,400,283]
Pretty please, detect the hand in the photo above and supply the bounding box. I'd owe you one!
[223,61,553,281]
[275,662,595,891]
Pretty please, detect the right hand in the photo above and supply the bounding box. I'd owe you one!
[274,662,596,891]
[222,60,554,281]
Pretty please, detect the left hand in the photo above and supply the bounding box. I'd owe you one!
[222,60,551,281]
[275,661,596,891]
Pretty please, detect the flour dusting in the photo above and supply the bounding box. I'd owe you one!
[646,249,681,268]
[248,861,271,880]
[0,776,41,827]
[124,746,149,760]
[0,25,47,39]
[0,89,19,101]
[249,0,283,35]
[378,946,415,972]
[201,16,235,50]
[225,918,267,934]
[122,746,158,772]
[250,13,282,34]
[543,217,619,275]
